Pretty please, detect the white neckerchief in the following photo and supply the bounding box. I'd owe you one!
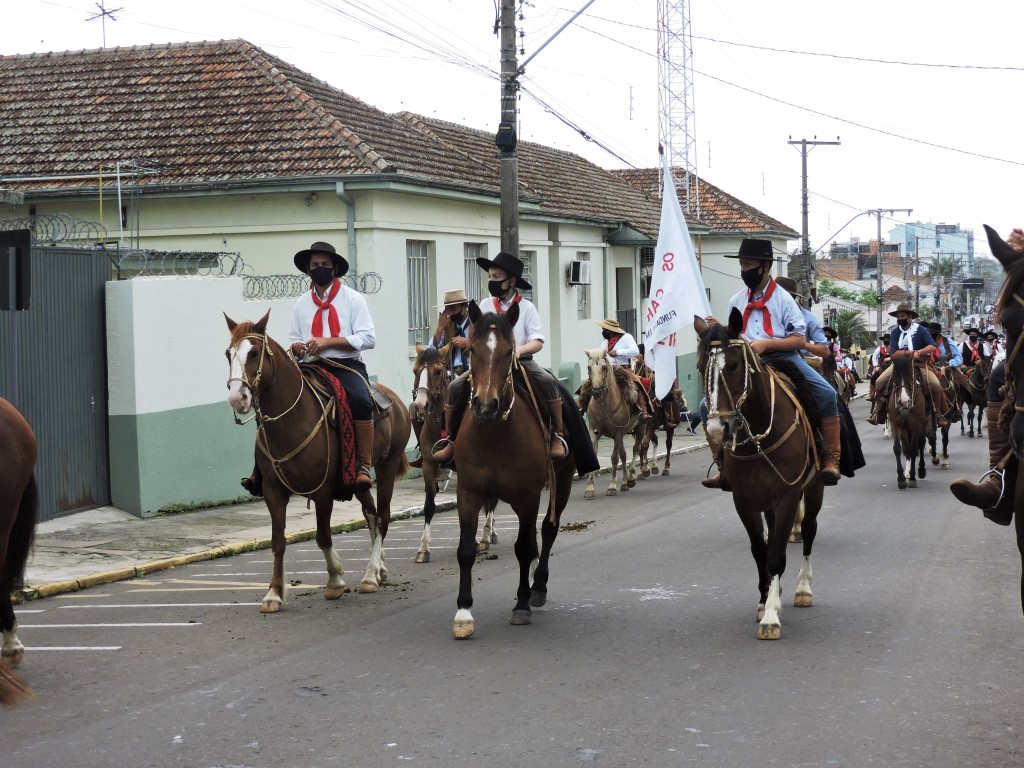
[897,321,919,351]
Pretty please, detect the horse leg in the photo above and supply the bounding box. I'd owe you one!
[661,427,673,476]
[309,491,346,601]
[511,499,542,626]
[737,509,771,622]
[929,426,939,466]
[260,484,290,612]
[758,490,801,639]
[894,440,907,490]
[531,465,574,607]
[789,496,804,543]
[795,483,823,607]
[639,426,651,479]
[942,426,950,469]
[453,491,485,639]
[0,595,23,669]
[356,498,384,594]
[626,432,640,488]
[906,438,919,488]
[917,435,927,480]
[968,406,976,438]
[479,502,499,550]
[607,436,621,496]
[584,432,599,500]
[416,461,437,563]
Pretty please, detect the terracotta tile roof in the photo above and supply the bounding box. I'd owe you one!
[612,168,799,239]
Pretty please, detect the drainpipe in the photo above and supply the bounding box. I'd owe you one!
[335,181,357,274]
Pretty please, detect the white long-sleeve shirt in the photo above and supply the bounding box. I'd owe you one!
[289,281,375,362]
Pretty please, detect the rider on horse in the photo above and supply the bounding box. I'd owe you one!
[432,251,569,464]
[773,276,831,360]
[577,317,653,423]
[631,343,681,430]
[866,303,950,429]
[701,238,842,488]
[927,320,968,395]
[288,241,377,490]
[869,333,890,378]
[961,327,985,367]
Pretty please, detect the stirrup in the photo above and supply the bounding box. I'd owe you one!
[355,465,373,489]
[431,438,455,465]
[550,432,569,459]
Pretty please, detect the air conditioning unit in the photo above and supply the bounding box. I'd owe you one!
[566,260,591,286]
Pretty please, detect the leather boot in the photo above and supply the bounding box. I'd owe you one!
[240,463,263,497]
[636,385,652,422]
[353,419,375,491]
[431,404,457,465]
[578,386,592,415]
[409,450,423,469]
[547,398,569,459]
[867,392,887,426]
[701,434,730,491]
[951,401,1015,525]
[819,415,842,485]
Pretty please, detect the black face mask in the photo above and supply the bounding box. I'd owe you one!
[450,312,466,324]
[898,318,911,329]
[488,279,509,298]
[740,266,764,290]
[310,266,334,287]
[601,330,613,340]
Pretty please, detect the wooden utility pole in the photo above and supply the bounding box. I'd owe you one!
[787,137,839,306]
[868,207,913,335]
[498,0,519,256]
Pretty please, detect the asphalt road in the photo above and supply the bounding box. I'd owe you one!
[5,398,1023,768]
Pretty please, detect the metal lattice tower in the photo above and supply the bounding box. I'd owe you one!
[656,0,699,216]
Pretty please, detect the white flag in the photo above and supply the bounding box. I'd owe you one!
[643,155,710,399]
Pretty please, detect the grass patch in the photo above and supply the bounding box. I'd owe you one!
[157,495,255,515]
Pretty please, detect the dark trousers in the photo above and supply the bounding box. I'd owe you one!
[316,359,372,420]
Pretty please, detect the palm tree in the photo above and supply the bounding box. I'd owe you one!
[832,309,873,350]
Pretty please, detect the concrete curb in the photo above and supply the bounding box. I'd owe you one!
[21,441,707,602]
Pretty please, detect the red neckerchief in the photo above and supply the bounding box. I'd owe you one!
[607,333,621,351]
[742,278,777,337]
[311,279,342,337]
[492,292,522,315]
[966,339,980,363]
[932,335,945,360]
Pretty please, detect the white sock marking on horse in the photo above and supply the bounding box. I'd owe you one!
[320,544,346,590]
[2,625,24,656]
[761,574,782,628]
[796,555,813,599]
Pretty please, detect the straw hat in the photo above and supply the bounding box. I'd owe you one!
[595,317,626,334]
[435,289,469,308]
[774,275,802,298]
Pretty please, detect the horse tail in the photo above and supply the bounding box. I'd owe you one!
[1,473,38,593]
[395,451,410,480]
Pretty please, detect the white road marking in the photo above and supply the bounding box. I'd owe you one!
[25,646,122,651]
[20,623,201,628]
[59,603,261,609]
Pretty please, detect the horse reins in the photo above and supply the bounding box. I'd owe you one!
[589,355,635,430]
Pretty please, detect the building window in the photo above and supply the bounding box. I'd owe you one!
[407,240,432,346]
[464,243,486,303]
[576,251,591,320]
[640,245,654,298]
[518,250,535,303]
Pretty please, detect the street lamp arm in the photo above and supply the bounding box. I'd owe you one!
[813,211,871,256]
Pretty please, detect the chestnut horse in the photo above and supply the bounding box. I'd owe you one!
[451,301,576,639]
[225,312,411,613]
[887,355,930,490]
[981,224,1024,613]
[0,397,38,707]
[696,310,825,640]
[409,344,497,563]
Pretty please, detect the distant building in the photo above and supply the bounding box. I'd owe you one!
[891,222,974,273]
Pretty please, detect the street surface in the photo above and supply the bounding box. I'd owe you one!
[5,398,1023,767]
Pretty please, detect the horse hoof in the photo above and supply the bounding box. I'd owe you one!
[919,467,927,479]
[641,469,650,478]
[907,479,918,488]
[606,488,618,496]
[584,490,596,500]
[357,581,378,594]
[794,592,813,607]
[932,457,940,466]
[453,618,475,640]
[415,552,430,564]
[323,586,345,600]
[511,609,532,625]
[897,479,907,490]
[789,532,803,544]
[942,462,949,470]
[260,599,283,614]
[661,469,670,477]
[477,540,490,553]
[489,533,499,544]
[529,590,547,607]
[757,622,781,640]
[1,649,25,669]
[627,479,636,488]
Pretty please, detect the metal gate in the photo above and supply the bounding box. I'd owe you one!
[0,244,111,520]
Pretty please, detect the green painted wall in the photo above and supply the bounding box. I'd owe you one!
[110,402,255,517]
[677,350,702,416]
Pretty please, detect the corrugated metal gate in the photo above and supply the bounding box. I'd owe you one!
[0,245,110,520]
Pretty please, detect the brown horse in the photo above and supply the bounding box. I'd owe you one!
[225,311,411,613]
[887,355,931,490]
[636,371,678,478]
[0,397,38,707]
[451,301,576,639]
[695,310,825,640]
[582,347,642,498]
[982,224,1024,612]
[961,357,991,438]
[409,344,497,563]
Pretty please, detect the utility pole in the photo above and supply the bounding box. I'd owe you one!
[914,235,920,309]
[497,0,519,256]
[868,207,913,335]
[788,136,839,306]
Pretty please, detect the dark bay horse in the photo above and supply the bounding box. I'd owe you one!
[409,344,497,562]
[225,312,411,613]
[961,358,991,438]
[928,363,959,470]
[887,355,930,490]
[0,397,38,707]
[631,361,678,478]
[695,311,825,640]
[982,224,1024,613]
[451,301,576,639]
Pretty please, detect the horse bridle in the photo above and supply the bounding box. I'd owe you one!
[588,354,634,429]
[227,332,306,426]
[468,355,517,421]
[411,362,451,424]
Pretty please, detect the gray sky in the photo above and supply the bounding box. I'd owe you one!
[9,0,1022,257]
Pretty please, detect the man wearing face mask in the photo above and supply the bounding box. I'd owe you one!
[432,252,599,476]
[577,317,653,422]
[289,241,377,490]
[866,303,948,429]
[430,289,471,376]
[702,238,842,487]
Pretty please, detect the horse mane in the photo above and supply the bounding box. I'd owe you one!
[229,320,257,347]
[891,353,914,380]
[471,311,514,341]
[697,321,733,360]
[996,251,1024,316]
[417,345,442,365]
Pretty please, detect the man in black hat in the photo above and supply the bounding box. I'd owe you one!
[867,303,948,428]
[961,326,984,365]
[867,332,892,400]
[983,329,1001,360]
[432,252,599,476]
[702,238,843,486]
[289,241,377,490]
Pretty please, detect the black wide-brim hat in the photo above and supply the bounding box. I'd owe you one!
[822,326,837,338]
[476,251,532,290]
[888,303,919,319]
[724,238,781,261]
[879,333,890,340]
[294,241,349,277]
[984,330,998,340]
[928,322,942,334]
[964,327,980,335]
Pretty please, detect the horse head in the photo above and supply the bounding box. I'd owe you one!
[988,224,1024,454]
[224,310,273,420]
[584,346,614,397]
[891,354,916,412]
[410,343,450,423]
[467,299,518,421]
[694,308,751,443]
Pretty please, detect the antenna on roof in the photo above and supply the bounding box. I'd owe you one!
[86,1,123,48]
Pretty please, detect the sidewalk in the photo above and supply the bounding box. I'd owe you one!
[22,428,708,600]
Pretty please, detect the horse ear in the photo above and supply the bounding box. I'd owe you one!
[254,309,271,333]
[439,342,452,362]
[727,307,744,338]
[506,301,520,327]
[693,314,708,337]
[224,312,238,332]
[985,224,1019,271]
[415,342,424,355]
[468,300,482,324]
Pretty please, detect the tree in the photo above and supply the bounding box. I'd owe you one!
[832,309,873,349]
